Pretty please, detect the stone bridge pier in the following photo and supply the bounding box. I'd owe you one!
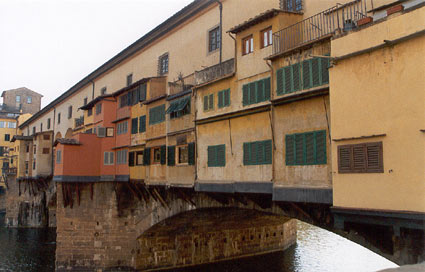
[55,182,423,271]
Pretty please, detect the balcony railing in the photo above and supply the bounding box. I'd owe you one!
[75,116,84,128]
[272,0,368,57]
[195,58,235,86]
[2,167,17,176]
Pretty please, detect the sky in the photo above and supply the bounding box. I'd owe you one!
[0,0,193,107]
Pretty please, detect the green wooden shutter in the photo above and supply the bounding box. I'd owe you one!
[140,84,147,101]
[249,82,256,104]
[167,146,175,166]
[305,132,315,164]
[160,145,166,165]
[302,60,312,89]
[276,69,284,95]
[218,91,223,108]
[321,58,330,84]
[292,63,301,92]
[243,143,250,165]
[315,130,327,164]
[284,66,292,93]
[242,85,249,106]
[131,118,138,134]
[250,142,257,165]
[139,115,146,133]
[143,148,151,165]
[224,89,230,106]
[295,134,304,165]
[256,141,264,164]
[208,94,214,110]
[208,146,215,167]
[264,78,271,100]
[217,145,225,167]
[256,80,265,103]
[129,152,135,166]
[203,95,208,111]
[285,135,295,165]
[188,142,195,165]
[312,58,320,86]
[264,140,272,164]
[159,104,165,123]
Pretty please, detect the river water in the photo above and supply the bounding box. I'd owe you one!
[0,213,397,272]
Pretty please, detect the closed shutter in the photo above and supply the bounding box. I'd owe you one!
[264,140,272,164]
[139,116,146,133]
[338,142,383,173]
[143,148,151,165]
[321,58,329,84]
[218,91,223,108]
[366,142,383,172]
[208,146,215,167]
[312,58,320,86]
[140,84,147,101]
[250,142,257,165]
[129,152,135,166]
[292,63,301,92]
[249,82,256,104]
[243,143,250,165]
[277,69,284,95]
[208,94,214,110]
[104,152,108,165]
[295,134,304,164]
[302,60,312,89]
[217,145,225,167]
[284,66,292,93]
[224,89,230,106]
[109,152,114,164]
[160,145,166,165]
[285,135,295,165]
[131,118,138,134]
[188,142,195,165]
[167,146,175,166]
[338,146,352,173]
[256,79,265,102]
[305,132,315,164]
[243,84,249,106]
[264,78,271,100]
[203,95,208,111]
[353,144,366,170]
[315,130,327,164]
[256,141,264,164]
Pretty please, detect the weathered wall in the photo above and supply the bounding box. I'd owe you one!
[2,87,42,115]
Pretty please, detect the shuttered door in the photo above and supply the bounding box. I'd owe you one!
[160,145,166,165]
[277,69,284,95]
[243,84,249,106]
[292,63,301,92]
[285,135,295,165]
[188,142,195,165]
[167,146,175,166]
[302,60,312,89]
[264,78,271,100]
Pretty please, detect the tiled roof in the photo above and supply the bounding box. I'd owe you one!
[11,135,33,142]
[228,9,287,34]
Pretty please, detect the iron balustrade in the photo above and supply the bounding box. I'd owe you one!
[75,116,84,128]
[272,0,368,56]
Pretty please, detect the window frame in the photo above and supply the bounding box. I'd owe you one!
[56,150,62,164]
[149,104,165,125]
[127,74,133,87]
[158,53,169,75]
[136,151,144,166]
[68,105,73,119]
[95,103,102,115]
[104,151,114,165]
[27,96,32,104]
[116,149,128,165]
[176,144,189,165]
[16,95,21,103]
[242,35,254,55]
[337,142,384,173]
[207,144,226,167]
[260,27,273,48]
[285,130,327,166]
[101,87,107,95]
[151,147,161,165]
[208,26,220,53]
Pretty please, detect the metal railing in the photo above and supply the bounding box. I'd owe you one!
[75,116,84,128]
[272,0,368,56]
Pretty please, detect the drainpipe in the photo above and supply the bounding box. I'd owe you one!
[215,0,223,64]
[91,80,95,100]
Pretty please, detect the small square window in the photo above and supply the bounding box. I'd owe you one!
[261,27,273,48]
[158,53,169,75]
[27,96,32,104]
[127,74,133,87]
[242,35,254,55]
[208,26,220,52]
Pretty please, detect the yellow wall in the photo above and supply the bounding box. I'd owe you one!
[330,8,425,212]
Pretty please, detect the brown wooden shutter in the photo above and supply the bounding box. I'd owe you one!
[353,144,366,171]
[338,145,352,173]
[366,142,383,172]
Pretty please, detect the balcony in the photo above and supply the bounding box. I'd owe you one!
[195,58,235,86]
[74,116,84,128]
[271,0,368,58]
[3,167,17,176]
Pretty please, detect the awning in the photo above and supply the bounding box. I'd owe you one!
[175,97,190,111]
[166,101,179,114]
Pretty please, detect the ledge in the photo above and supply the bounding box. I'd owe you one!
[272,86,329,106]
[196,104,270,125]
[333,133,386,142]
[273,186,333,204]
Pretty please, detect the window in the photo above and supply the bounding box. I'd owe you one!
[127,74,133,86]
[208,145,225,167]
[218,89,230,108]
[27,96,32,104]
[177,145,189,164]
[203,94,214,111]
[166,96,190,119]
[119,94,128,108]
[338,142,383,173]
[56,150,62,164]
[261,27,273,48]
[242,35,254,55]
[101,87,107,95]
[117,121,128,135]
[242,78,271,106]
[68,106,73,119]
[0,122,4,128]
[16,95,21,103]
[104,152,114,165]
[33,145,36,154]
[87,108,93,116]
[116,150,128,165]
[243,140,272,165]
[149,104,165,125]
[8,122,16,128]
[32,127,36,135]
[208,26,220,52]
[281,0,303,12]
[33,159,36,170]
[42,148,49,154]
[131,118,138,134]
[58,113,61,124]
[139,116,146,133]
[43,134,50,140]
[158,53,169,75]
[4,134,10,141]
[286,130,327,165]
[277,57,329,95]
[106,127,114,137]
[139,84,147,102]
[128,151,136,166]
[95,103,102,115]
[136,151,144,166]
[152,147,162,164]
[40,123,43,132]
[47,118,51,129]
[83,97,88,106]
[25,161,29,174]
[26,145,29,153]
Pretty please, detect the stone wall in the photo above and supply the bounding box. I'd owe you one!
[5,177,56,228]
